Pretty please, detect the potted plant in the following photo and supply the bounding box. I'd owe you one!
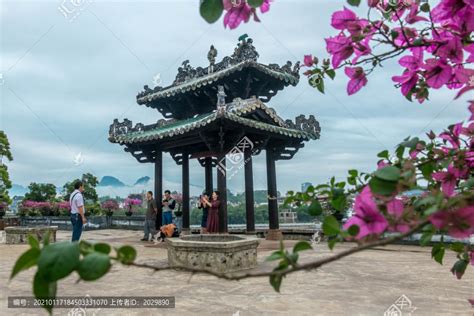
[101,200,119,217]
[124,198,141,216]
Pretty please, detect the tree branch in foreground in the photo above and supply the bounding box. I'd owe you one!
[126,220,430,281]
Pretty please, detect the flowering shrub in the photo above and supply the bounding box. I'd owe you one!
[302,0,473,101]
[20,200,71,216]
[200,0,272,29]
[123,198,141,215]
[101,200,119,216]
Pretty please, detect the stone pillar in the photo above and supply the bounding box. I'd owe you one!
[244,148,255,234]
[217,153,228,233]
[154,151,163,229]
[182,153,190,234]
[205,157,213,195]
[266,148,282,240]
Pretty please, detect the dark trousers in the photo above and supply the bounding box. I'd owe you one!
[71,213,83,242]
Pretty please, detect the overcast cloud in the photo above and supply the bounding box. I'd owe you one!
[0,0,471,196]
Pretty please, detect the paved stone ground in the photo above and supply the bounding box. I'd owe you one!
[0,229,472,316]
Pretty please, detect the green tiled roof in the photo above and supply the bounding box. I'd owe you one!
[137,60,299,104]
[113,110,317,145]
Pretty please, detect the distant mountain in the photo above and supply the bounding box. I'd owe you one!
[134,176,151,186]
[98,176,126,187]
[8,184,28,197]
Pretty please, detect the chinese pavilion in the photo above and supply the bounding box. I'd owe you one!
[108,37,321,239]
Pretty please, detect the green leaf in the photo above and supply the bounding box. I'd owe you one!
[266,251,284,261]
[78,252,111,281]
[325,69,336,80]
[451,259,468,279]
[377,150,389,159]
[420,230,434,246]
[431,244,445,265]
[42,231,50,246]
[37,242,80,282]
[374,166,401,182]
[331,195,347,212]
[248,0,264,8]
[79,240,93,256]
[420,2,430,12]
[287,252,299,265]
[322,215,340,236]
[293,241,312,253]
[395,145,405,160]
[420,162,434,179]
[269,274,283,292]
[390,30,399,39]
[346,0,361,6]
[328,238,338,250]
[116,245,137,264]
[450,242,465,253]
[400,137,419,150]
[348,169,358,177]
[307,200,323,216]
[368,177,398,196]
[28,234,40,250]
[316,78,325,94]
[10,248,41,279]
[33,271,57,314]
[94,243,111,255]
[347,224,360,237]
[199,0,224,24]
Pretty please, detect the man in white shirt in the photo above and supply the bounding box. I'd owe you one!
[70,181,87,241]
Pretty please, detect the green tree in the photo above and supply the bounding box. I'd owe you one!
[0,131,13,205]
[62,173,99,203]
[24,183,57,202]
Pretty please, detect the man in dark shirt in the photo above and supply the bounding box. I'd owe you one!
[141,191,157,241]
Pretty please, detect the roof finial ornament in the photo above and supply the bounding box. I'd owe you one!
[217,85,226,112]
[207,45,218,74]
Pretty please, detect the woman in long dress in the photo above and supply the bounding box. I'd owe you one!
[204,191,220,234]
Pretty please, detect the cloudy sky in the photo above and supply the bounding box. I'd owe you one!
[0,0,471,197]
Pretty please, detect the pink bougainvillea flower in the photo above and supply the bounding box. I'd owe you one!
[325,34,354,68]
[344,66,368,95]
[432,164,466,197]
[466,44,474,63]
[431,0,474,34]
[405,3,429,24]
[429,206,474,239]
[303,55,314,67]
[393,27,418,47]
[423,58,453,89]
[435,32,464,64]
[439,122,463,149]
[343,186,388,239]
[386,198,410,233]
[399,47,424,70]
[470,101,474,121]
[331,7,357,30]
[223,2,252,29]
[260,0,271,13]
[377,160,389,169]
[392,71,419,96]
